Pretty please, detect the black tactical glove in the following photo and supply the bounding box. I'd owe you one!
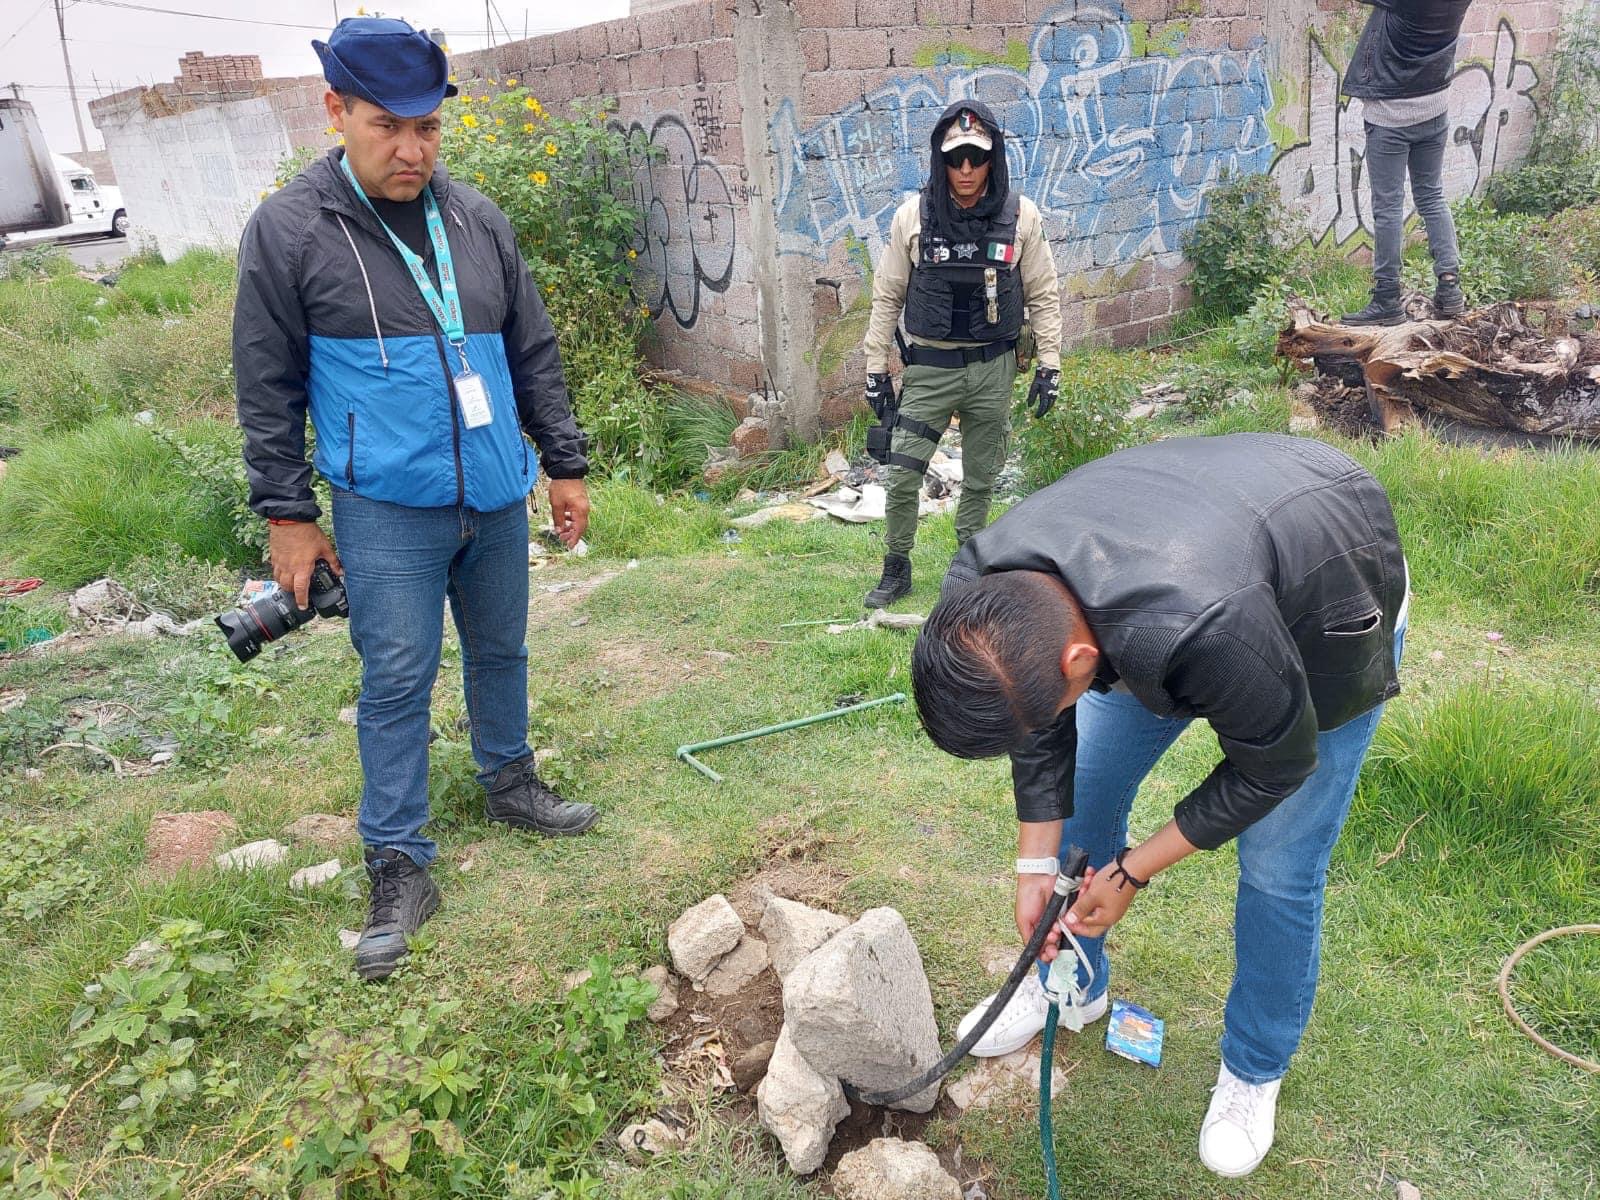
[865,372,896,421]
[1028,367,1060,419]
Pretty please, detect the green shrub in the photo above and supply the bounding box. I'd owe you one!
[440,84,667,482]
[117,548,240,619]
[0,244,72,282]
[1012,348,1152,487]
[1347,432,1600,633]
[0,416,253,584]
[1403,198,1567,304]
[1486,151,1600,217]
[1527,3,1600,170]
[1540,203,1600,279]
[657,391,740,488]
[1182,174,1301,317]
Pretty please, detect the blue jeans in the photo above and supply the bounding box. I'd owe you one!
[331,489,534,868]
[1365,115,1460,299]
[1050,625,1406,1083]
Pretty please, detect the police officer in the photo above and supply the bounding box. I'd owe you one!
[860,100,1062,608]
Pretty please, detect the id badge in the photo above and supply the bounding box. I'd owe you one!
[455,369,493,429]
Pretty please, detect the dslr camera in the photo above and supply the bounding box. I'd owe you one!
[215,559,348,663]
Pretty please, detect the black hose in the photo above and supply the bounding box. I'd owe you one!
[852,845,1089,1108]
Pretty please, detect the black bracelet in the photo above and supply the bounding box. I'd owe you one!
[1110,848,1150,891]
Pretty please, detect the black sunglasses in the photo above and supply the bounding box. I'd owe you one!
[944,145,991,170]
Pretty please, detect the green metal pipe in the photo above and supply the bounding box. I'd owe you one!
[675,693,907,783]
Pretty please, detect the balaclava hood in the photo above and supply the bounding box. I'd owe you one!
[925,98,1010,245]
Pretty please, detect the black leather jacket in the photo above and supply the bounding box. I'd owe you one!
[1343,0,1472,100]
[943,434,1407,850]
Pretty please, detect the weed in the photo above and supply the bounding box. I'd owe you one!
[584,480,725,559]
[117,548,240,620]
[0,596,67,653]
[1012,348,1153,487]
[0,824,96,927]
[1405,198,1568,303]
[1182,173,1302,317]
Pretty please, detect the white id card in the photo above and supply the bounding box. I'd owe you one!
[455,369,493,429]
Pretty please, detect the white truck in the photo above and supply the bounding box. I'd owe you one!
[0,97,127,250]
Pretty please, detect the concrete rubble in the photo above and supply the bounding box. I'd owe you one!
[642,964,679,1023]
[755,1026,850,1175]
[703,934,771,997]
[783,907,943,1113]
[617,1117,684,1158]
[68,578,207,638]
[667,893,746,983]
[215,839,289,871]
[832,1137,962,1200]
[945,1046,1069,1112]
[759,895,849,981]
[288,858,342,892]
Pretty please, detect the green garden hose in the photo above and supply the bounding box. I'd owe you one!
[1040,1000,1063,1200]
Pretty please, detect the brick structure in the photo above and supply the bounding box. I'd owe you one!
[90,2,1564,443]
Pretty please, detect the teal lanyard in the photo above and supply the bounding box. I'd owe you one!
[339,154,469,372]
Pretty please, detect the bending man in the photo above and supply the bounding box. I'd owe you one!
[912,433,1408,1178]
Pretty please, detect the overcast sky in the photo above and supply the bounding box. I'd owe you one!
[2,0,629,155]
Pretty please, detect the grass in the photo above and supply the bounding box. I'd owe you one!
[0,415,253,583]
[2,450,1597,1196]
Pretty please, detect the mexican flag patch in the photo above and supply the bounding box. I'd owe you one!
[987,242,1016,264]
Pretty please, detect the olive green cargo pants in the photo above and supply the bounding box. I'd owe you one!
[883,353,1017,556]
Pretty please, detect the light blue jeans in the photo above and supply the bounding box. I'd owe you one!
[331,489,535,868]
[1051,624,1406,1083]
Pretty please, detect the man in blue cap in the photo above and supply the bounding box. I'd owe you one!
[233,17,599,981]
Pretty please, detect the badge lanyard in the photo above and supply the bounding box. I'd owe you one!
[339,154,493,428]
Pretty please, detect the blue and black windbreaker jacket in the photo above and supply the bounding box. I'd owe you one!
[233,148,588,521]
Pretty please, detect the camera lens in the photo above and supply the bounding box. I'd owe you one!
[213,590,310,663]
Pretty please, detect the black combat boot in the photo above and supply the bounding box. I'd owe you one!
[864,553,912,608]
[1342,293,1405,327]
[354,848,441,981]
[485,758,599,836]
[1434,271,1465,318]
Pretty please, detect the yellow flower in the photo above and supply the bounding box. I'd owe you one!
[544,141,558,156]
[440,43,451,53]
[282,1135,296,1150]
[506,77,518,85]
[627,248,638,260]
[259,190,268,200]
[479,95,489,103]
[506,1162,520,1174]
[638,305,651,318]
[522,122,535,133]
[355,4,366,12]
[488,78,498,85]
[476,172,486,183]
[524,97,539,111]
[494,117,504,126]
[545,285,555,294]
[531,170,548,186]
[460,94,471,104]
[485,133,497,143]
[324,125,336,136]
[448,74,458,83]
[461,113,479,128]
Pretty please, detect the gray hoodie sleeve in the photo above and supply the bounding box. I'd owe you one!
[490,209,590,480]
[233,203,320,521]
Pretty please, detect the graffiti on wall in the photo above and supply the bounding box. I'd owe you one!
[1269,19,1537,245]
[770,3,1276,273]
[611,103,738,328]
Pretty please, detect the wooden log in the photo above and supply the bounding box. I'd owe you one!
[1277,302,1600,440]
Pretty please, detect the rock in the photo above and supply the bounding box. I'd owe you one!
[756,1026,849,1175]
[1396,1184,1422,1200]
[702,934,770,997]
[759,896,848,982]
[289,859,342,892]
[732,1038,776,1092]
[731,416,772,459]
[945,1046,1069,1112]
[824,449,850,477]
[120,938,162,969]
[783,907,942,1112]
[667,894,745,983]
[617,1118,682,1158]
[149,749,174,766]
[643,965,680,1022]
[338,928,361,951]
[563,967,593,992]
[68,578,138,623]
[144,811,239,879]
[338,706,358,726]
[833,1138,961,1200]
[215,839,289,871]
[1289,412,1319,433]
[282,813,358,850]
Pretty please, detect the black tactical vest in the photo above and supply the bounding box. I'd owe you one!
[904,191,1024,343]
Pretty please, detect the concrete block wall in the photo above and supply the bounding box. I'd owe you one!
[89,2,1563,441]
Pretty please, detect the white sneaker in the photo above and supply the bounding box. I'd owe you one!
[1198,1063,1281,1178]
[955,974,1110,1058]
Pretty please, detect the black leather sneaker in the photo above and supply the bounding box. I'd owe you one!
[864,552,912,608]
[485,758,599,836]
[354,848,440,981]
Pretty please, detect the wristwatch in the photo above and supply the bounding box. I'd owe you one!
[1015,856,1060,876]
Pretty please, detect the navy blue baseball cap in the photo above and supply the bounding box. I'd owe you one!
[313,17,457,118]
